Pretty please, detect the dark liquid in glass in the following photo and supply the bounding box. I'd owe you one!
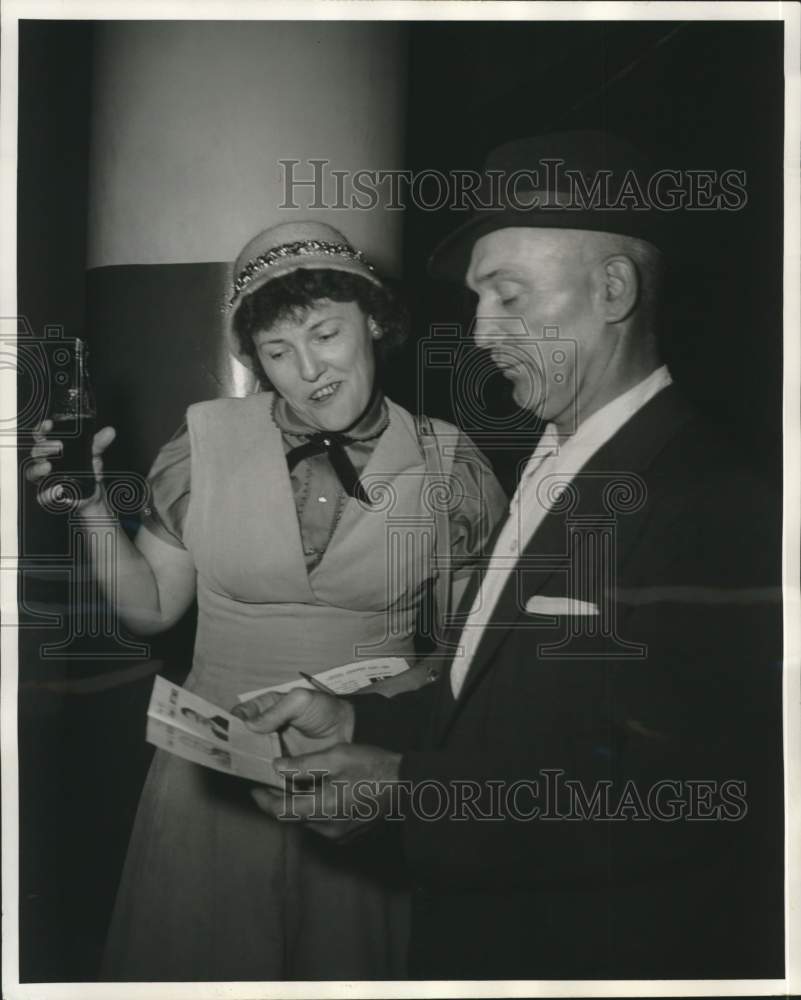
[52,415,97,499]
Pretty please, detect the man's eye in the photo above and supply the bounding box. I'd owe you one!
[318,329,339,342]
[497,285,522,307]
[267,350,285,360]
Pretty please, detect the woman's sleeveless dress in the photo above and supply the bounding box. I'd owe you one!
[102,393,494,982]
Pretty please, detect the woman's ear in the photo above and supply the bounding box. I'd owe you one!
[367,317,382,339]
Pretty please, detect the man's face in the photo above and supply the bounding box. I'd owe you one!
[466,227,609,428]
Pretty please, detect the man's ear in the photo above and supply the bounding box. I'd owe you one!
[367,317,382,339]
[599,255,639,323]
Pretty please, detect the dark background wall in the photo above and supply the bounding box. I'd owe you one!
[397,20,784,492]
[16,18,785,982]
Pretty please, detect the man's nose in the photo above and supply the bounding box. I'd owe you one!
[297,347,325,382]
[472,315,505,351]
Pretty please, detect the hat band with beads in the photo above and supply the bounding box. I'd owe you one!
[228,239,379,309]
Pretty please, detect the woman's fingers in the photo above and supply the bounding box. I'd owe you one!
[26,422,115,508]
[25,458,53,483]
[27,424,116,487]
[31,418,53,444]
[30,440,62,460]
[90,426,116,482]
[92,425,116,456]
[31,422,115,454]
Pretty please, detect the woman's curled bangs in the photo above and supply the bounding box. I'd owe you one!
[232,269,408,388]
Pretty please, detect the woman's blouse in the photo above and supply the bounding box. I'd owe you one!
[141,392,507,575]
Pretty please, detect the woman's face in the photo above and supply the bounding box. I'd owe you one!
[253,299,379,431]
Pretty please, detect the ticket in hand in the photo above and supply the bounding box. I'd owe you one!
[146,676,284,787]
[237,656,410,702]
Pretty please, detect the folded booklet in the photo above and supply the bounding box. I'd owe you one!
[146,676,284,787]
[147,658,409,784]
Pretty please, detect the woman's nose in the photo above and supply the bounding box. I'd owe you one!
[296,348,325,382]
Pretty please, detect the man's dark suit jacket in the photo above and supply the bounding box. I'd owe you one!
[353,386,784,980]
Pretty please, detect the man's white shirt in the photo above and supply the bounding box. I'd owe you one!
[449,365,673,698]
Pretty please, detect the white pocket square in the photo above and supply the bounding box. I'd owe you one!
[525,595,600,616]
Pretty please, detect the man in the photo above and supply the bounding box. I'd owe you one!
[234,132,784,980]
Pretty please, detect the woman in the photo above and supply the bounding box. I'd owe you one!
[29,221,507,981]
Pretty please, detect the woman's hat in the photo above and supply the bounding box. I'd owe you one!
[225,220,382,367]
[428,130,669,283]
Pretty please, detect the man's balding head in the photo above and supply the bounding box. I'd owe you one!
[467,226,664,433]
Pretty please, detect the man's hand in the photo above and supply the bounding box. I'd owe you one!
[250,743,403,841]
[231,687,355,757]
[363,660,438,697]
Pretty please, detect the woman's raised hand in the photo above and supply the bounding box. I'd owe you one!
[27,419,117,510]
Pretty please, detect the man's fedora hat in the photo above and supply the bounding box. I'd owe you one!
[429,130,669,282]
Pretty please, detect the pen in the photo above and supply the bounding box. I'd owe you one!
[299,671,339,696]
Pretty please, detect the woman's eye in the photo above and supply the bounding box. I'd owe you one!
[317,329,339,342]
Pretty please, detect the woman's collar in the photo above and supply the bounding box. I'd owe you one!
[272,388,389,441]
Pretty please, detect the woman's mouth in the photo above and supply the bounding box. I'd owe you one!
[309,381,343,403]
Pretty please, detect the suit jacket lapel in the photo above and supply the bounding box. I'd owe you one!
[425,471,571,742]
[431,385,695,744]
[425,516,508,740]
[433,492,582,737]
